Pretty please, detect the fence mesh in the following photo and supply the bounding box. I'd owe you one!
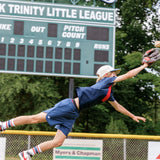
[0,131,153,160]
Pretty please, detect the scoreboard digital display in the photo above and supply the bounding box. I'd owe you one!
[0,0,115,78]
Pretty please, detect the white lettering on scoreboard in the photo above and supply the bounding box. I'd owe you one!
[31,26,46,33]
[0,36,81,48]
[0,2,115,23]
[94,44,110,50]
[8,4,45,16]
[0,24,12,30]
[47,8,77,19]
[62,25,86,39]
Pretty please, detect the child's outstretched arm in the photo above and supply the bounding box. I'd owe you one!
[108,100,146,123]
[114,63,148,83]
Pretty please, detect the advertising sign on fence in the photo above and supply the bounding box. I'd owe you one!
[148,141,160,160]
[0,137,6,160]
[53,138,103,160]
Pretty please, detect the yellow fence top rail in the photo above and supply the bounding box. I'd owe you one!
[1,130,160,140]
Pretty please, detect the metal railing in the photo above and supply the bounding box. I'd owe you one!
[1,130,160,160]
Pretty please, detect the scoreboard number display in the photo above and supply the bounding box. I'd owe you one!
[0,0,115,78]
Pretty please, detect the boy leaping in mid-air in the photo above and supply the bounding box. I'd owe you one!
[0,48,159,160]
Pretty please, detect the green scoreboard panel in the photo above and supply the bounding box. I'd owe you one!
[0,0,115,78]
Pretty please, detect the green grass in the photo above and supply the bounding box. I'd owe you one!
[6,157,19,160]
[5,154,53,160]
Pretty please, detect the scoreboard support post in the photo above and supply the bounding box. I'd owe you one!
[69,78,74,99]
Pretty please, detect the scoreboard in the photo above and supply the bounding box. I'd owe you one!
[0,0,115,78]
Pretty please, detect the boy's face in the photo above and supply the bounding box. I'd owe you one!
[107,71,117,77]
[111,71,117,77]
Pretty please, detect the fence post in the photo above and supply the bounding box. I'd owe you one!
[28,135,31,150]
[123,139,126,160]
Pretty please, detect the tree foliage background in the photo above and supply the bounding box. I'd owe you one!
[0,0,160,135]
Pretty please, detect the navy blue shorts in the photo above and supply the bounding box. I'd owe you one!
[43,98,79,136]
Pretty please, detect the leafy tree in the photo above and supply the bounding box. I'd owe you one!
[105,117,129,134]
[73,104,111,133]
[115,0,158,54]
[0,74,61,131]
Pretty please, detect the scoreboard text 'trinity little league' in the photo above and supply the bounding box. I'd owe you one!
[0,0,116,78]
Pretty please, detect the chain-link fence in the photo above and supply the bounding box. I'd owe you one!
[1,130,160,160]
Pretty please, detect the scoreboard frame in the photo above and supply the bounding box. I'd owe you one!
[0,0,116,78]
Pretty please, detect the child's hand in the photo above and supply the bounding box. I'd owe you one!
[132,116,146,123]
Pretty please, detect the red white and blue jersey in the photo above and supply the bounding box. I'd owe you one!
[76,77,117,111]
